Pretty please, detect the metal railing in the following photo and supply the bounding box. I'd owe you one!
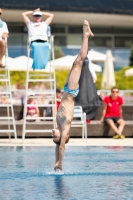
[1,89,133,105]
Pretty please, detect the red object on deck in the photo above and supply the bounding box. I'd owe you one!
[86,119,90,124]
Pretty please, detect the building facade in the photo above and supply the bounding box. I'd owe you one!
[1,0,133,68]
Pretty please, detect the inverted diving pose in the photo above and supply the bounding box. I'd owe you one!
[52,20,94,171]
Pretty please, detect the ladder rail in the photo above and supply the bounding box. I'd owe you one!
[6,42,17,142]
[5,48,11,142]
[22,45,30,143]
[0,39,17,142]
[22,35,57,143]
[50,36,57,128]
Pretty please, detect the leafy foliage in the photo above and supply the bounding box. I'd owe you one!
[54,46,64,59]
[129,46,133,66]
[56,67,133,90]
[95,66,133,90]
[1,67,133,90]
[10,71,26,86]
[56,70,69,89]
[115,67,133,89]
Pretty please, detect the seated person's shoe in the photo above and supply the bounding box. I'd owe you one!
[113,135,120,139]
[113,134,125,139]
[120,135,125,139]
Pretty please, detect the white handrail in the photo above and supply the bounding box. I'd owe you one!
[0,39,17,142]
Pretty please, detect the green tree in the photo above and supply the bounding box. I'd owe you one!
[129,46,133,66]
[56,70,69,89]
[54,46,64,59]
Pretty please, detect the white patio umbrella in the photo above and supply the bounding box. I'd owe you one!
[60,55,102,72]
[125,68,133,76]
[49,55,74,70]
[101,50,116,89]
[88,49,115,62]
[90,62,102,72]
[2,55,33,71]
[88,49,106,62]
[74,49,107,62]
[2,56,14,68]
[4,54,102,72]
[6,56,52,72]
[13,56,33,71]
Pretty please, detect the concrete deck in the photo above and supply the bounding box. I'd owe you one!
[0,138,133,146]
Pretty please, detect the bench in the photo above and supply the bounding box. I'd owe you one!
[88,120,133,137]
[0,119,132,138]
[0,106,88,140]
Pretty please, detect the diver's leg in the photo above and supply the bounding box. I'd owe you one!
[65,20,94,90]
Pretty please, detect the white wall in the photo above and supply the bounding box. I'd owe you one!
[1,9,133,27]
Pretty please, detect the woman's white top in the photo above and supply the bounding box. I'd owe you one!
[27,21,48,42]
[0,21,9,41]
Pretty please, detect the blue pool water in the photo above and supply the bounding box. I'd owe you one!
[0,146,133,200]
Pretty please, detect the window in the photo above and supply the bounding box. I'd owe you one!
[54,36,67,46]
[115,37,133,47]
[92,27,113,34]
[8,34,23,46]
[68,26,82,33]
[114,28,133,34]
[67,34,82,46]
[51,26,66,34]
[89,37,112,47]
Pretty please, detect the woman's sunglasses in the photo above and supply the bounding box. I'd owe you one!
[34,15,41,18]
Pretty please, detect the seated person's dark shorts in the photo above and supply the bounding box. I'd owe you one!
[104,116,120,124]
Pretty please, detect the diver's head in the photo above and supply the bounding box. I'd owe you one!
[52,129,70,145]
[52,129,61,145]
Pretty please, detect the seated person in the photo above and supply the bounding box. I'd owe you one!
[22,8,54,70]
[0,8,9,68]
[16,81,25,121]
[99,87,125,139]
[27,92,40,122]
[43,88,62,119]
[43,100,53,120]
